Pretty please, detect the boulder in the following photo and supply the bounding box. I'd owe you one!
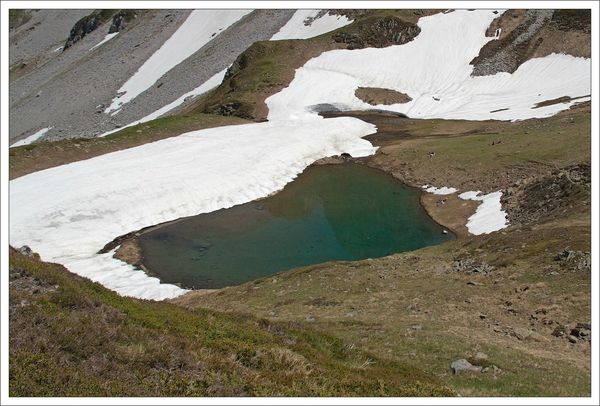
[451,359,482,375]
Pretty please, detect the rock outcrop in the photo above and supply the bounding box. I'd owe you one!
[63,9,116,50]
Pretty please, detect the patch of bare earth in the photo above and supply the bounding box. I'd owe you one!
[355,87,412,105]
[533,94,590,109]
[420,193,478,237]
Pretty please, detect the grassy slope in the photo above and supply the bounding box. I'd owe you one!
[363,103,591,192]
[9,114,248,180]
[9,248,453,396]
[178,193,591,396]
[178,106,591,396]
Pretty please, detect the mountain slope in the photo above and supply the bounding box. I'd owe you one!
[9,248,453,396]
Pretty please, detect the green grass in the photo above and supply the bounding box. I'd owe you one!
[9,249,453,396]
[368,107,590,192]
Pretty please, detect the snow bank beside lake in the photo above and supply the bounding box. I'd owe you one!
[10,118,376,300]
[459,191,508,235]
[422,186,508,235]
[267,10,590,122]
[105,10,252,113]
[422,185,458,195]
[271,10,352,40]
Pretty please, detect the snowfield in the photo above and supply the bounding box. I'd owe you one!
[271,10,352,40]
[105,10,252,113]
[267,10,590,122]
[10,10,590,299]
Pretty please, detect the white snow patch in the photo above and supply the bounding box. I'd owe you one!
[99,69,227,138]
[10,118,376,300]
[267,10,590,122]
[271,10,352,40]
[10,127,52,148]
[89,32,118,51]
[459,191,508,235]
[424,185,458,195]
[105,10,252,113]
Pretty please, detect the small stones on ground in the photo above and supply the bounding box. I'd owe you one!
[449,258,494,275]
[552,323,590,342]
[467,280,484,286]
[451,359,482,375]
[570,323,591,342]
[482,365,502,374]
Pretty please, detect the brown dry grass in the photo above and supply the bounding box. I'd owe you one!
[355,87,413,105]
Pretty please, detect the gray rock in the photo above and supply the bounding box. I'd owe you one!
[451,359,482,375]
[17,245,37,258]
[512,327,533,341]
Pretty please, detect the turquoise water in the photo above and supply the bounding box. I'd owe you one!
[139,163,452,289]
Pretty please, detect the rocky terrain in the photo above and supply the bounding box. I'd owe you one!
[471,9,591,76]
[9,9,293,143]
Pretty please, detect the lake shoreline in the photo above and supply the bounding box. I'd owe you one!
[106,157,467,292]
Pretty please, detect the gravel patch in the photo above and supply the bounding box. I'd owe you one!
[471,9,554,76]
[9,9,90,67]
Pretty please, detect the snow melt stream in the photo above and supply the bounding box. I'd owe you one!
[10,10,590,300]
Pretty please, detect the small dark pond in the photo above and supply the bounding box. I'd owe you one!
[139,163,452,289]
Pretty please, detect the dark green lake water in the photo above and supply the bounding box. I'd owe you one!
[139,163,452,289]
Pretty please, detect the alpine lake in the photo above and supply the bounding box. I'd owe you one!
[139,163,453,289]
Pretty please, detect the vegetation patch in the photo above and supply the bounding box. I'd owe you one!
[9,248,453,396]
[186,10,440,121]
[355,87,412,105]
